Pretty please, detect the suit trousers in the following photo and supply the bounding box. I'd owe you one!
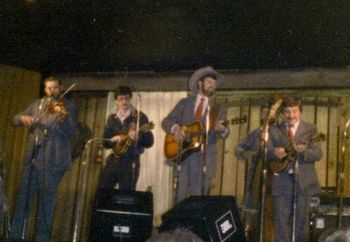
[175,152,210,203]
[98,153,140,191]
[273,191,311,242]
[11,164,65,242]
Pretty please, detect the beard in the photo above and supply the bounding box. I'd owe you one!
[46,87,61,99]
[52,92,61,99]
[201,86,215,97]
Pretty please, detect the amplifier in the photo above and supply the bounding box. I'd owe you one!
[310,206,350,242]
[160,196,247,242]
[89,189,153,242]
[312,194,350,207]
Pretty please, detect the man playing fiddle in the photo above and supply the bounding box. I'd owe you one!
[11,76,78,242]
[98,85,154,191]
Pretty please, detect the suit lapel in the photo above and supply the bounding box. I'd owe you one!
[278,122,289,142]
[188,96,197,122]
[294,121,306,143]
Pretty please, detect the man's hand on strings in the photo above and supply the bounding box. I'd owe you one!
[20,115,34,127]
[274,147,287,159]
[215,120,226,132]
[111,135,122,143]
[173,124,186,141]
[128,129,137,140]
[53,103,67,116]
[294,143,306,153]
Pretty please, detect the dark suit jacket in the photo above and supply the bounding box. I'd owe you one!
[13,97,78,172]
[103,109,154,160]
[267,120,322,196]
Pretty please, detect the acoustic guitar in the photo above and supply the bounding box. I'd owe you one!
[164,116,247,161]
[112,122,155,154]
[269,132,326,175]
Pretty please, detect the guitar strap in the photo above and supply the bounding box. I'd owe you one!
[208,102,222,131]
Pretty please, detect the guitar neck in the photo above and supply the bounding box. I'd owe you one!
[188,131,204,136]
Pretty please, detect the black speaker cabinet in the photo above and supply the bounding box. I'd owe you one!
[160,196,247,242]
[89,189,153,242]
[310,207,350,242]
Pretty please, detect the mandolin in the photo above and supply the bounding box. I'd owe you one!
[164,116,247,161]
[112,122,154,154]
[269,132,326,175]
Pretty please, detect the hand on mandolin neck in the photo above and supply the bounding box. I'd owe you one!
[112,122,154,154]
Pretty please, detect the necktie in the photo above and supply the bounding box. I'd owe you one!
[194,97,205,121]
[288,124,294,141]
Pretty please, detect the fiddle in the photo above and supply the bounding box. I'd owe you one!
[47,98,68,117]
[46,83,76,117]
[20,83,76,127]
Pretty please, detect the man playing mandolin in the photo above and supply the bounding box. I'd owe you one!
[267,96,322,242]
[162,66,229,203]
[98,85,154,191]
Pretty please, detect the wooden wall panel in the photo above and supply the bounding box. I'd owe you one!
[4,66,350,241]
[327,107,339,188]
[51,94,107,242]
[0,65,41,226]
[222,106,242,197]
[315,106,328,187]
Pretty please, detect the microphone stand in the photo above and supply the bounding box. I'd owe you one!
[338,118,350,227]
[291,144,298,242]
[20,85,77,240]
[0,177,9,239]
[19,97,53,240]
[71,138,111,242]
[258,98,282,242]
[131,93,141,190]
[21,131,40,240]
[0,139,9,239]
[201,101,210,195]
[258,119,269,242]
[173,149,182,205]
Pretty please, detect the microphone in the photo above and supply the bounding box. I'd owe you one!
[344,118,350,139]
[84,138,112,148]
[46,87,54,99]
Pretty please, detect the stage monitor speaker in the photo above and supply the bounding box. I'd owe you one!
[310,208,350,242]
[160,196,247,242]
[89,189,153,242]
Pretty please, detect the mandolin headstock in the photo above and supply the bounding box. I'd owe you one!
[141,121,155,132]
[312,132,326,143]
[230,115,248,125]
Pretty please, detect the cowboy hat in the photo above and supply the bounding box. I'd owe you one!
[189,66,222,94]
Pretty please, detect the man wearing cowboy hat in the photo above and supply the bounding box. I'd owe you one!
[162,66,229,203]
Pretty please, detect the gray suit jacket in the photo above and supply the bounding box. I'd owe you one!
[267,120,322,196]
[13,97,78,172]
[162,96,228,178]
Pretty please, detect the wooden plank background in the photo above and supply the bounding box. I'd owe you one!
[2,65,350,241]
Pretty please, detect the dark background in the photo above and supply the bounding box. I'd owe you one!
[1,1,350,74]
